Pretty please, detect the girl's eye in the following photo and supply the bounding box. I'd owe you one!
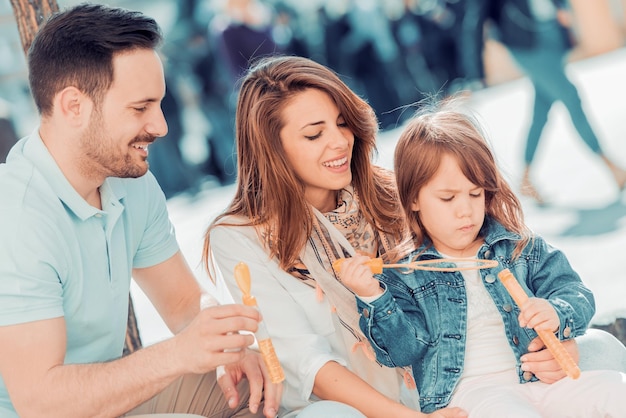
[338,121,348,128]
[304,132,322,140]
[441,196,453,202]
[470,190,484,198]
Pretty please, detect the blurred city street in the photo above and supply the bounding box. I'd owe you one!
[132,46,626,347]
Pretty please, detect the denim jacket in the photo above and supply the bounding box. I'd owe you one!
[355,216,595,413]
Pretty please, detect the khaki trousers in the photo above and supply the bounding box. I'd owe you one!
[124,371,265,418]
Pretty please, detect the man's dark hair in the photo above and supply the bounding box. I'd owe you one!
[28,2,163,115]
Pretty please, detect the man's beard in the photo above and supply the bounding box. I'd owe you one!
[81,114,155,179]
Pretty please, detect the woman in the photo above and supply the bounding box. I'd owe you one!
[203,55,624,417]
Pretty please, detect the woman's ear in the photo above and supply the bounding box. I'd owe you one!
[410,197,419,212]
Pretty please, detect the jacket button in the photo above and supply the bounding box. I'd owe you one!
[522,371,534,381]
[503,303,513,312]
[484,250,492,258]
[563,326,571,338]
[362,308,370,318]
[485,274,496,283]
[512,336,519,345]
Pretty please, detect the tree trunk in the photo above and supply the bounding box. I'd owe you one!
[9,0,143,355]
[8,0,58,54]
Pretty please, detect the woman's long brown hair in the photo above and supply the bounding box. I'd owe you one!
[203,56,405,275]
[394,98,532,258]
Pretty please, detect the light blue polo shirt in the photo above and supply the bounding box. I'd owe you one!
[0,131,180,416]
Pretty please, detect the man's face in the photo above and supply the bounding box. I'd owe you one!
[80,48,168,179]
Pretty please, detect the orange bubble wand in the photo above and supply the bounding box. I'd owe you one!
[497,269,580,380]
[234,262,285,384]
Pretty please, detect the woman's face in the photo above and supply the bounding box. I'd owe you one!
[280,88,354,212]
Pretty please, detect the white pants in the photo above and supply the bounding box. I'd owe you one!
[449,369,626,418]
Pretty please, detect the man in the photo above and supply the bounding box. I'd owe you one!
[0,4,280,417]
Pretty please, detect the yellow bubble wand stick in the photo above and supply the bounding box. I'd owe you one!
[234,262,285,384]
[497,269,580,380]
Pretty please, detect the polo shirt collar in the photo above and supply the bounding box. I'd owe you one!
[23,130,127,221]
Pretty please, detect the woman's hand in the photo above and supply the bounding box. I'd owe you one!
[521,337,579,383]
[220,348,282,418]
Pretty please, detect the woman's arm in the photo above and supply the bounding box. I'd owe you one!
[211,225,348,404]
[313,361,421,418]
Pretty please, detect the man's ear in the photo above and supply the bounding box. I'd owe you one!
[55,86,92,126]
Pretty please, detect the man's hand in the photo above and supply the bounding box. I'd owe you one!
[521,337,579,383]
[174,304,260,374]
[219,349,282,418]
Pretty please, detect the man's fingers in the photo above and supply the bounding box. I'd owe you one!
[197,311,260,336]
[203,304,261,321]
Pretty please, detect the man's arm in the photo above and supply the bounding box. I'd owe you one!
[0,250,262,418]
[132,251,203,334]
[133,251,282,417]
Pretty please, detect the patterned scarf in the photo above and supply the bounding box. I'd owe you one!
[292,186,417,401]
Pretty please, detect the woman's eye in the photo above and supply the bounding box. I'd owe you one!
[441,196,453,202]
[470,190,484,198]
[304,132,322,140]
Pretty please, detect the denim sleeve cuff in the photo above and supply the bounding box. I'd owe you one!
[551,299,579,340]
[355,282,398,321]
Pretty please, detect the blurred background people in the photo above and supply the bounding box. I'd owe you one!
[2,0,626,199]
[459,0,626,203]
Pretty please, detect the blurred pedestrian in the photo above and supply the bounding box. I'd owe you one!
[491,0,626,203]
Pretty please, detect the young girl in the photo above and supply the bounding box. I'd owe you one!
[338,100,626,417]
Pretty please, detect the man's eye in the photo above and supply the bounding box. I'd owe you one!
[134,107,147,112]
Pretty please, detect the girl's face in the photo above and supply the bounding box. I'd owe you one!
[411,153,485,257]
[280,88,355,212]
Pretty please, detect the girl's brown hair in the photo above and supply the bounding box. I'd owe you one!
[394,98,532,258]
[203,55,405,274]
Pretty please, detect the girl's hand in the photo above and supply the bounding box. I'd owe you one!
[518,297,560,333]
[337,255,383,298]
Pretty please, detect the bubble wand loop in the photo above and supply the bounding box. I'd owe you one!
[234,262,285,384]
[332,257,500,274]
[497,269,581,380]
